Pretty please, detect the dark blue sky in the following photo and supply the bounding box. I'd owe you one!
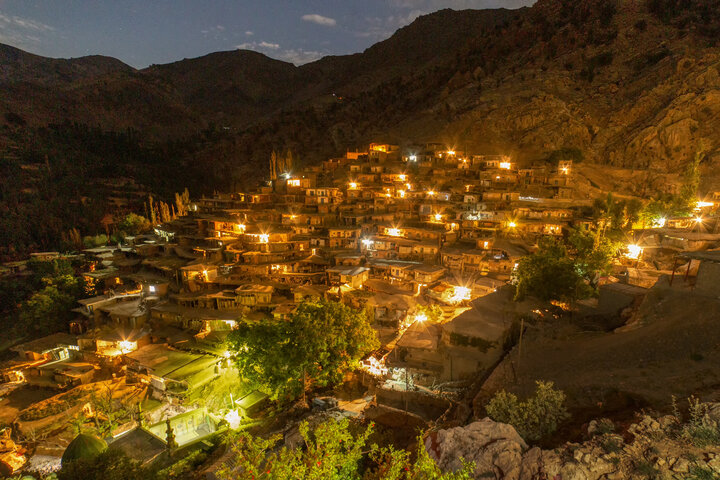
[0,0,534,68]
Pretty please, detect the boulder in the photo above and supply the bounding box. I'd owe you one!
[425,418,527,479]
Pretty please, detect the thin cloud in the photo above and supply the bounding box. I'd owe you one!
[0,12,54,32]
[0,11,54,50]
[301,14,337,27]
[245,31,254,36]
[236,41,324,66]
[276,49,324,65]
[237,41,280,51]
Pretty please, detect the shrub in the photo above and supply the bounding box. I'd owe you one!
[485,381,570,442]
[596,418,616,434]
[680,396,720,447]
[634,458,658,478]
[600,436,623,454]
[688,463,718,480]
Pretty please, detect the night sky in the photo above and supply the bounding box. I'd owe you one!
[0,0,535,68]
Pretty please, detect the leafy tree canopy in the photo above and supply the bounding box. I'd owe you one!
[515,227,620,302]
[227,299,379,400]
[218,418,474,480]
[514,236,582,302]
[117,213,152,236]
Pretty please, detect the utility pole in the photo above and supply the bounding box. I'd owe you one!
[517,317,524,384]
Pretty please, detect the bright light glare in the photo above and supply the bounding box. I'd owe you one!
[348,182,358,189]
[626,244,643,260]
[427,191,435,196]
[499,161,511,170]
[650,217,666,228]
[259,234,269,243]
[696,201,713,209]
[508,221,517,228]
[415,313,427,323]
[387,228,401,237]
[447,150,456,155]
[450,286,471,303]
[118,341,135,354]
[362,238,374,247]
[224,409,242,429]
[361,356,388,377]
[696,216,704,224]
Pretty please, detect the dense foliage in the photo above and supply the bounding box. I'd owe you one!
[10,258,93,338]
[486,381,570,443]
[514,218,621,302]
[514,236,583,302]
[228,299,379,400]
[218,418,474,480]
[0,122,206,259]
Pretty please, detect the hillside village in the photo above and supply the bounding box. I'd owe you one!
[2,143,720,477]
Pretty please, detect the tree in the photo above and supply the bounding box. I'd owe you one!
[217,418,474,480]
[174,188,190,217]
[17,258,87,336]
[82,234,108,248]
[117,213,151,236]
[20,274,81,335]
[228,300,379,400]
[567,227,620,290]
[514,237,582,302]
[485,381,570,442]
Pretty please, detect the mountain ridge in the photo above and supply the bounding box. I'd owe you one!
[2,0,720,187]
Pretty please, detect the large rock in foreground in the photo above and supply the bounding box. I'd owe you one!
[425,418,527,479]
[427,406,720,480]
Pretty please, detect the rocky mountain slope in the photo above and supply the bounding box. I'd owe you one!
[2,0,719,185]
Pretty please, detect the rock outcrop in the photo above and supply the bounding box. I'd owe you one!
[427,406,720,479]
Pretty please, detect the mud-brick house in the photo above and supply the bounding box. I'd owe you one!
[326,266,370,289]
[11,333,79,362]
[124,344,219,400]
[413,264,446,286]
[235,284,274,307]
[97,298,150,329]
[328,227,361,249]
[674,250,720,298]
[179,264,218,290]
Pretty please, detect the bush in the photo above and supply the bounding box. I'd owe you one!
[600,436,623,454]
[82,234,108,248]
[485,381,570,442]
[678,396,720,447]
[117,213,152,236]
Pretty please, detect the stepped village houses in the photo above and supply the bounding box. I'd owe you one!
[3,142,713,474]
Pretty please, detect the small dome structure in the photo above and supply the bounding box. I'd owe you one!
[61,433,108,464]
